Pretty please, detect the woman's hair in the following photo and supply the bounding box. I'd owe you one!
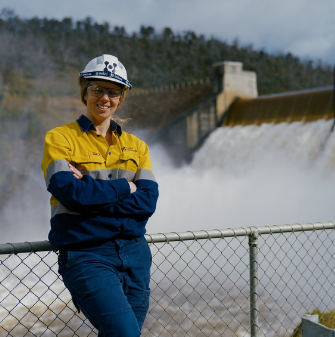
[78,77,129,125]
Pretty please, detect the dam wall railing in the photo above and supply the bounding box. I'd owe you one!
[128,77,212,97]
[1,222,335,336]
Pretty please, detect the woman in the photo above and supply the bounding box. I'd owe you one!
[41,54,159,336]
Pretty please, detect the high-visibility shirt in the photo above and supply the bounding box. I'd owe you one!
[41,114,159,251]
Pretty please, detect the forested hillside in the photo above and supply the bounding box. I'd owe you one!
[0,8,334,210]
[0,7,333,98]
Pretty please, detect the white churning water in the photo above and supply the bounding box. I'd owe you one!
[2,119,335,242]
[146,119,335,336]
[148,119,335,234]
[1,119,335,336]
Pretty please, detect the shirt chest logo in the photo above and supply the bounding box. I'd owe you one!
[121,147,138,153]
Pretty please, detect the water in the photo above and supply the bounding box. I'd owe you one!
[1,119,335,336]
[148,119,335,234]
[2,119,334,242]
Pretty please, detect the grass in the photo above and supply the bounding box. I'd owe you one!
[311,308,335,329]
[291,309,335,336]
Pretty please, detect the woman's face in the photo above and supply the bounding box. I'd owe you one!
[84,80,122,123]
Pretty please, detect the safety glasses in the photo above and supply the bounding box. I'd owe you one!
[86,84,123,98]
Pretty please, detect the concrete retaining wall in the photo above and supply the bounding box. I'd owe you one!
[302,315,335,337]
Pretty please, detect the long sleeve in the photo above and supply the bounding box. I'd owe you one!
[111,140,159,218]
[41,129,130,214]
[112,180,159,218]
[43,116,157,250]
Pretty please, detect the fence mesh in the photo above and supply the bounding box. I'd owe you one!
[145,235,250,337]
[0,224,335,336]
[257,229,335,336]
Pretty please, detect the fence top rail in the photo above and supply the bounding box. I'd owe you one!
[0,240,53,255]
[145,221,335,243]
[0,222,334,254]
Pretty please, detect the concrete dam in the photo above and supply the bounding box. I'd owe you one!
[224,86,334,126]
[146,61,334,166]
[0,61,334,337]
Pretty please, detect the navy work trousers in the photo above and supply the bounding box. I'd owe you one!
[58,236,152,336]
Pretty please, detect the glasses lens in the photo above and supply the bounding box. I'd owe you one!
[107,88,122,98]
[88,85,105,97]
[88,85,122,98]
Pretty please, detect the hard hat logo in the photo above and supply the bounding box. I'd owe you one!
[79,54,133,89]
[104,61,117,76]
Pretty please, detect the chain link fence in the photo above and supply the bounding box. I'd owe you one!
[1,222,335,336]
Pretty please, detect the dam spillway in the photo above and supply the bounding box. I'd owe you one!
[223,86,334,126]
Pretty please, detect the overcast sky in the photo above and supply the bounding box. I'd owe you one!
[1,0,334,65]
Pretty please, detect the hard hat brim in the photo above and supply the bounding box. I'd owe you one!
[80,71,133,89]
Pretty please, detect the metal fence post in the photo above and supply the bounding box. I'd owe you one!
[1,222,335,336]
[249,228,259,337]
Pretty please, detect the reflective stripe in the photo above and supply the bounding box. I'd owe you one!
[79,169,107,180]
[115,168,136,181]
[78,168,136,181]
[50,168,155,218]
[46,160,137,186]
[134,169,156,182]
[51,204,81,217]
[46,161,154,186]
[45,160,70,187]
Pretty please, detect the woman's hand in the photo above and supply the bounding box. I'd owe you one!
[128,182,137,194]
[68,163,137,193]
[68,164,83,179]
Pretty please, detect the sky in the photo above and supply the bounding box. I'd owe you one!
[1,0,334,65]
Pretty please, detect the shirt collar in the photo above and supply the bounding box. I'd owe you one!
[110,120,122,136]
[76,114,122,136]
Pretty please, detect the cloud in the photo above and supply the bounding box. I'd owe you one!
[1,0,334,64]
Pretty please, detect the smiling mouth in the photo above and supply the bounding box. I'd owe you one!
[97,104,110,110]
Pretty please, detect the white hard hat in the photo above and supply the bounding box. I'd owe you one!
[79,54,132,89]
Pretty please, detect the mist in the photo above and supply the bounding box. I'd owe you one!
[1,119,335,243]
[0,169,50,243]
[147,119,335,234]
